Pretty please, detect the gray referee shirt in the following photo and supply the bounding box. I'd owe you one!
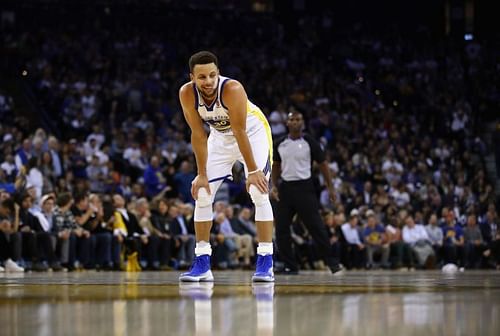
[273,134,326,182]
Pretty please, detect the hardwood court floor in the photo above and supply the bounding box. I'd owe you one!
[1,270,499,336]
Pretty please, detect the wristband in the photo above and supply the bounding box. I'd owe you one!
[248,169,260,175]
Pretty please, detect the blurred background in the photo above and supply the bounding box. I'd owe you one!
[0,0,499,273]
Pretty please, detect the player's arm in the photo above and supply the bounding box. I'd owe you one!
[270,141,282,201]
[179,83,208,177]
[310,135,336,202]
[224,81,258,172]
[224,80,268,193]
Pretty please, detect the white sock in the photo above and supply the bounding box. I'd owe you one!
[257,242,273,256]
[195,241,212,256]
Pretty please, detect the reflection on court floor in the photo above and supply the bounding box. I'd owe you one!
[1,271,499,336]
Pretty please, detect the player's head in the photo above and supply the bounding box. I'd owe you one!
[189,51,219,98]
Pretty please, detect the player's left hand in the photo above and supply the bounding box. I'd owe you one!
[246,170,268,193]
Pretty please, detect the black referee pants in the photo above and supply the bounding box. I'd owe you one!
[274,180,337,271]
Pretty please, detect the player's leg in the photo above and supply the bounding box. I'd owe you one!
[242,125,275,282]
[180,136,235,282]
[274,189,299,273]
[295,183,343,274]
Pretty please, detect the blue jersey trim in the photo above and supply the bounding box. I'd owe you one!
[208,174,232,183]
[204,77,220,112]
[219,78,231,109]
[262,155,271,175]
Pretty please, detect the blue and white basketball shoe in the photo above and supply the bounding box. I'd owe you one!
[252,254,275,282]
[179,255,214,282]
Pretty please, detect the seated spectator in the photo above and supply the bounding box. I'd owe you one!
[53,192,79,270]
[86,155,108,193]
[173,161,195,203]
[134,197,165,270]
[323,210,343,269]
[386,217,413,269]
[340,209,365,269]
[150,198,174,269]
[442,212,465,267]
[112,194,149,271]
[224,205,254,268]
[0,198,24,272]
[402,214,435,269]
[425,213,443,265]
[70,193,97,269]
[480,207,500,269]
[362,211,390,269]
[87,194,116,270]
[211,211,238,269]
[231,206,257,238]
[463,214,487,269]
[143,156,166,198]
[1,154,17,183]
[169,202,195,268]
[18,193,61,271]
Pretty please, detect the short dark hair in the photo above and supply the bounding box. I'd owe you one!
[189,51,218,73]
[73,192,87,205]
[0,199,15,214]
[57,192,73,207]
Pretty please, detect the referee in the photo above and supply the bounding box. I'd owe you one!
[271,111,342,275]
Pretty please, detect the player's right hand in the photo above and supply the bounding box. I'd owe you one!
[191,174,211,200]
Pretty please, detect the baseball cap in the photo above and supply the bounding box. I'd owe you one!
[40,194,55,205]
[350,208,359,217]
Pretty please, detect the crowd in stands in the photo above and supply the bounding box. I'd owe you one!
[0,4,499,272]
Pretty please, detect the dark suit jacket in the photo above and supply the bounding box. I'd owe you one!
[480,220,495,243]
[170,216,194,236]
[229,218,255,236]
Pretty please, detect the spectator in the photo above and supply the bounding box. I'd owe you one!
[341,209,365,269]
[143,156,166,198]
[480,207,500,269]
[26,157,43,201]
[19,193,62,271]
[70,193,96,269]
[173,161,195,203]
[425,213,443,265]
[463,214,486,269]
[15,139,31,171]
[169,202,195,268]
[224,205,254,268]
[324,210,342,268]
[86,155,107,193]
[134,197,163,270]
[0,199,24,272]
[402,214,435,269]
[386,217,413,270]
[442,211,465,267]
[150,198,174,269]
[112,194,148,270]
[362,212,390,269]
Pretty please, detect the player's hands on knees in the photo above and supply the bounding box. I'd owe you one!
[246,170,268,193]
[191,174,211,200]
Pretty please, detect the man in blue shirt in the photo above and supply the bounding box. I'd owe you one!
[362,212,389,269]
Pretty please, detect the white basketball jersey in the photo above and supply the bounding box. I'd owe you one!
[193,75,267,136]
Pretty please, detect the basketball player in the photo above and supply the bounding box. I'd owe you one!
[178,51,274,282]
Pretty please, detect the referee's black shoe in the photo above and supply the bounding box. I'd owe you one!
[329,264,345,276]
